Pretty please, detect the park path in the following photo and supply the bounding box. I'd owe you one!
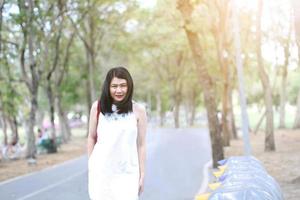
[140,128,212,200]
[0,128,212,200]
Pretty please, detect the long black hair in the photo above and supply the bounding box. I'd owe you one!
[100,67,134,114]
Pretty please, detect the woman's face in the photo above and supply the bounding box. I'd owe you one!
[110,77,128,103]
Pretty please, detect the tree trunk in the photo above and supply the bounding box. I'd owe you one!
[8,116,19,144]
[212,0,231,146]
[18,0,40,158]
[44,0,66,147]
[189,89,196,126]
[160,112,165,127]
[184,103,189,126]
[293,91,300,128]
[0,112,8,145]
[156,93,162,126]
[83,0,97,108]
[0,1,5,145]
[158,93,165,127]
[232,0,252,155]
[222,70,230,146]
[256,0,275,151]
[27,95,38,158]
[177,0,224,167]
[85,55,93,136]
[291,0,300,60]
[228,43,237,139]
[36,109,45,130]
[87,48,96,102]
[254,110,266,134]
[173,95,180,128]
[87,1,96,102]
[27,14,39,158]
[46,80,57,148]
[56,94,71,142]
[0,0,4,53]
[147,93,152,112]
[227,86,237,139]
[170,52,184,128]
[55,29,75,142]
[279,37,290,128]
[231,109,238,139]
[291,0,300,128]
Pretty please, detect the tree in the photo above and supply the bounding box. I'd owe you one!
[0,0,24,148]
[256,0,275,151]
[55,32,75,142]
[232,0,251,155]
[177,0,224,167]
[182,69,200,127]
[38,0,66,149]
[67,0,95,135]
[208,0,233,146]
[17,0,43,158]
[0,0,4,54]
[68,0,136,134]
[279,20,292,128]
[291,0,300,128]
[120,2,195,128]
[41,0,76,145]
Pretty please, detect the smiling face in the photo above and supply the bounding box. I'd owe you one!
[109,77,128,103]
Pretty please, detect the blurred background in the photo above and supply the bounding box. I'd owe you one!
[0,0,300,199]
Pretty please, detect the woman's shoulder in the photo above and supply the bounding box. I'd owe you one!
[132,102,146,117]
[90,100,99,113]
[92,100,99,110]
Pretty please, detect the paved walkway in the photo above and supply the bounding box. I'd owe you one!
[0,128,212,200]
[0,156,88,200]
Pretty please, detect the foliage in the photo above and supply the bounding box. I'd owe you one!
[0,0,299,132]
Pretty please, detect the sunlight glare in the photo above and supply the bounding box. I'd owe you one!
[136,0,157,9]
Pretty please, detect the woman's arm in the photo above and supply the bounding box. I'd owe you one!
[87,101,98,158]
[136,104,147,195]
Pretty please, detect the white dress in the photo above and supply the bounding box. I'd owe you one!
[88,111,140,200]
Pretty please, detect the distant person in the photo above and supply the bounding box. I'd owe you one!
[87,67,147,200]
[36,128,43,154]
[37,128,49,145]
[37,128,43,139]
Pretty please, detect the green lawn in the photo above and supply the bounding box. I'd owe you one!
[234,106,296,130]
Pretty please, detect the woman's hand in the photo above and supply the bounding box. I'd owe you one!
[138,177,144,196]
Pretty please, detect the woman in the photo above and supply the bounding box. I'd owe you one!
[87,67,147,200]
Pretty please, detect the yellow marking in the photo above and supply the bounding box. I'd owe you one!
[213,170,224,178]
[208,182,221,190]
[195,193,210,200]
[218,165,227,171]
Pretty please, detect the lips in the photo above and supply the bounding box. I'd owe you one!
[114,95,124,100]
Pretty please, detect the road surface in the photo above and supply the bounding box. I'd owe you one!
[0,128,212,200]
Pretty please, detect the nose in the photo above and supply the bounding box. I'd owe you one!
[116,86,122,93]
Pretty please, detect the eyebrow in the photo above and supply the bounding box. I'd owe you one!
[111,83,127,86]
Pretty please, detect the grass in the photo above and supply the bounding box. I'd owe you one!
[234,106,296,130]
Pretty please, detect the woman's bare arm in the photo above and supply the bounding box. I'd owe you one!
[87,101,98,158]
[135,104,147,195]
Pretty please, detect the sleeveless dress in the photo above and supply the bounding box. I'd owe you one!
[88,111,140,200]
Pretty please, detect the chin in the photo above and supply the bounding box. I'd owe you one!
[113,98,124,102]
